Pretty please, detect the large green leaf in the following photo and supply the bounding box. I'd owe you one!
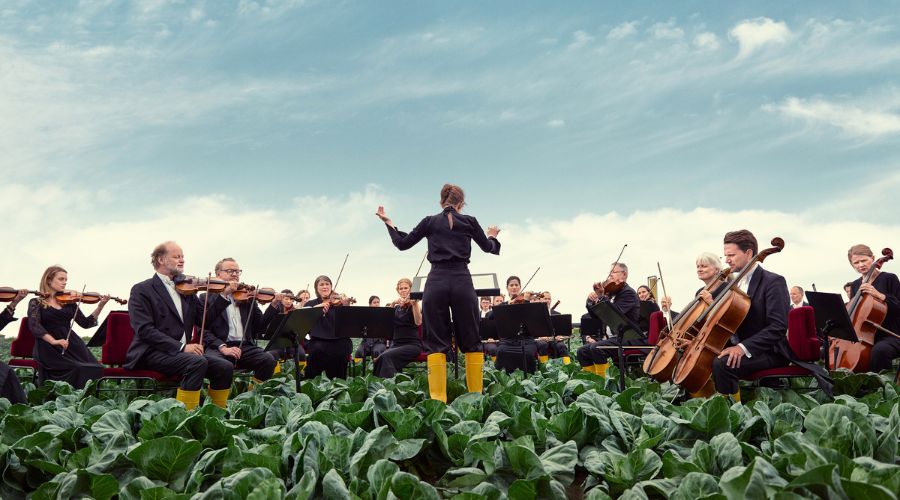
[689,396,731,437]
[390,471,440,500]
[803,403,877,457]
[126,436,203,490]
[670,472,723,500]
[349,426,399,477]
[719,457,787,499]
[195,467,283,500]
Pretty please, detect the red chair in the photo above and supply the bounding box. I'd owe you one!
[98,312,178,392]
[8,319,39,379]
[742,306,821,387]
[622,311,666,363]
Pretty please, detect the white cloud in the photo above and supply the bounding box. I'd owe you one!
[693,32,720,51]
[189,7,205,22]
[546,119,565,128]
[607,21,638,40]
[729,17,791,58]
[764,96,900,138]
[567,30,594,50]
[650,21,684,40]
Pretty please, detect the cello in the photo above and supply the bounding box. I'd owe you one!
[642,268,730,382]
[829,248,895,372]
[671,237,785,393]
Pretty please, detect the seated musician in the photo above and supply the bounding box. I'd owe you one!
[660,252,726,321]
[789,286,808,309]
[492,276,538,374]
[1,289,28,404]
[576,262,640,376]
[847,244,900,373]
[303,275,353,379]
[636,285,661,333]
[479,296,492,319]
[200,258,278,397]
[843,282,854,303]
[492,295,505,306]
[126,241,234,410]
[264,289,308,374]
[711,230,792,402]
[534,292,571,364]
[354,295,387,363]
[296,289,311,308]
[374,278,424,377]
[479,296,498,359]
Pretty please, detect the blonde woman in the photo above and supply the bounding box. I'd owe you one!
[374,278,423,378]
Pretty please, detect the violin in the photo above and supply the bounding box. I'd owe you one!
[508,291,538,304]
[0,287,48,301]
[173,275,228,295]
[829,248,895,372]
[326,292,357,306]
[54,291,127,305]
[593,280,625,296]
[232,286,278,304]
[388,297,417,309]
[671,237,785,393]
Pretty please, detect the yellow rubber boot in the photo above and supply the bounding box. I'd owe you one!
[490,356,496,362]
[298,361,307,371]
[273,361,282,374]
[208,388,230,408]
[562,356,571,365]
[354,357,363,364]
[729,390,741,404]
[538,355,550,364]
[596,362,610,378]
[465,352,484,394]
[176,388,201,411]
[582,365,595,374]
[689,379,716,399]
[426,353,448,403]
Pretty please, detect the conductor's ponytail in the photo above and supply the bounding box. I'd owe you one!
[440,184,465,230]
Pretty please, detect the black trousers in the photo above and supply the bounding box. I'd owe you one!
[576,337,647,366]
[354,340,387,359]
[305,338,352,379]
[422,264,481,354]
[496,339,537,374]
[537,340,570,358]
[205,343,277,381]
[0,362,27,404]
[483,342,499,357]
[265,342,306,362]
[711,350,789,394]
[135,348,232,391]
[374,340,422,378]
[871,335,900,373]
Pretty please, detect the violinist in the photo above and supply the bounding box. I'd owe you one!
[479,297,492,319]
[264,289,308,374]
[374,279,424,377]
[493,295,505,306]
[479,297,498,360]
[126,241,235,410]
[303,275,353,379]
[575,262,640,377]
[376,183,500,402]
[354,296,387,363]
[847,244,900,373]
[534,291,570,364]
[711,230,792,402]
[200,258,278,400]
[492,276,538,374]
[636,285,661,333]
[296,289,311,308]
[0,288,28,404]
[27,266,108,388]
[843,282,854,303]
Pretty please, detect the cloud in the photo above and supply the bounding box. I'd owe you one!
[567,30,594,50]
[607,21,638,40]
[693,32,720,51]
[764,95,900,138]
[729,17,791,58]
[546,119,565,128]
[650,21,684,40]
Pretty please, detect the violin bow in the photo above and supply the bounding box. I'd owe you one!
[237,283,260,360]
[609,244,627,278]
[61,284,87,356]
[657,262,673,331]
[521,267,541,293]
[333,253,349,291]
[198,272,212,349]
[414,251,427,277]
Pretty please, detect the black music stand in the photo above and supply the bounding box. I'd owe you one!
[491,302,553,374]
[579,317,606,342]
[479,318,498,341]
[334,306,395,375]
[265,307,321,392]
[410,273,500,300]
[551,314,573,353]
[806,291,859,368]
[591,301,644,391]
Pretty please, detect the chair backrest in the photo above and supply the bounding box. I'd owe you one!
[787,306,820,362]
[10,319,35,358]
[647,311,666,345]
[102,311,135,365]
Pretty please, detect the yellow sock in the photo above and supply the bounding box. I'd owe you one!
[208,388,230,408]
[596,362,610,378]
[273,361,282,374]
[689,379,716,399]
[465,352,484,394]
[490,356,496,362]
[729,390,741,404]
[426,353,448,403]
[582,365,594,373]
[354,357,363,364]
[298,361,307,371]
[562,356,571,365]
[538,355,550,364]
[176,388,201,411]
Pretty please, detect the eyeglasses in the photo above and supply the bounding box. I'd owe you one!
[222,269,243,276]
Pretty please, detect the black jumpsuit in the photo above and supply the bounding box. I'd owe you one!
[374,305,423,377]
[27,299,103,389]
[304,298,352,379]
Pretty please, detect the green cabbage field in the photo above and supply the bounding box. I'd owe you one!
[1,363,898,499]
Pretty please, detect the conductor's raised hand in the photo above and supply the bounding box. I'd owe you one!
[486,225,500,238]
[375,206,392,226]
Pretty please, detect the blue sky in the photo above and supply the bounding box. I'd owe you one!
[2,1,900,332]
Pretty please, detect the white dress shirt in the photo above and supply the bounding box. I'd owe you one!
[735,265,756,358]
[223,296,245,342]
[156,272,186,345]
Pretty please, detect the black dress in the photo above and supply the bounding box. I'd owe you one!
[304,298,352,379]
[374,305,423,378]
[27,298,103,389]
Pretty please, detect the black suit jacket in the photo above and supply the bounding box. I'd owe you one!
[0,308,15,333]
[732,265,790,357]
[200,293,279,349]
[125,274,229,369]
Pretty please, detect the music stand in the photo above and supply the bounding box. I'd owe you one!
[551,314,573,353]
[479,318,498,341]
[265,307,321,392]
[334,306,395,375]
[410,273,501,300]
[491,302,553,374]
[806,291,859,368]
[579,317,606,341]
[591,301,644,391]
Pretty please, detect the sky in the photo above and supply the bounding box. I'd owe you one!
[2,1,900,336]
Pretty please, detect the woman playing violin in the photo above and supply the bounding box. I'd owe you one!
[262,289,308,374]
[636,285,661,334]
[374,278,424,378]
[303,275,353,379]
[27,266,109,389]
[848,244,900,373]
[491,276,539,374]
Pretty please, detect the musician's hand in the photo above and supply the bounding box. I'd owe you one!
[11,289,28,308]
[223,281,239,296]
[183,343,204,356]
[587,291,599,303]
[321,301,331,314]
[375,206,392,226]
[585,336,596,344]
[97,294,110,308]
[859,283,886,301]
[54,339,70,350]
[718,346,745,369]
[486,225,500,238]
[699,290,713,305]
[661,296,672,312]
[220,346,242,359]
